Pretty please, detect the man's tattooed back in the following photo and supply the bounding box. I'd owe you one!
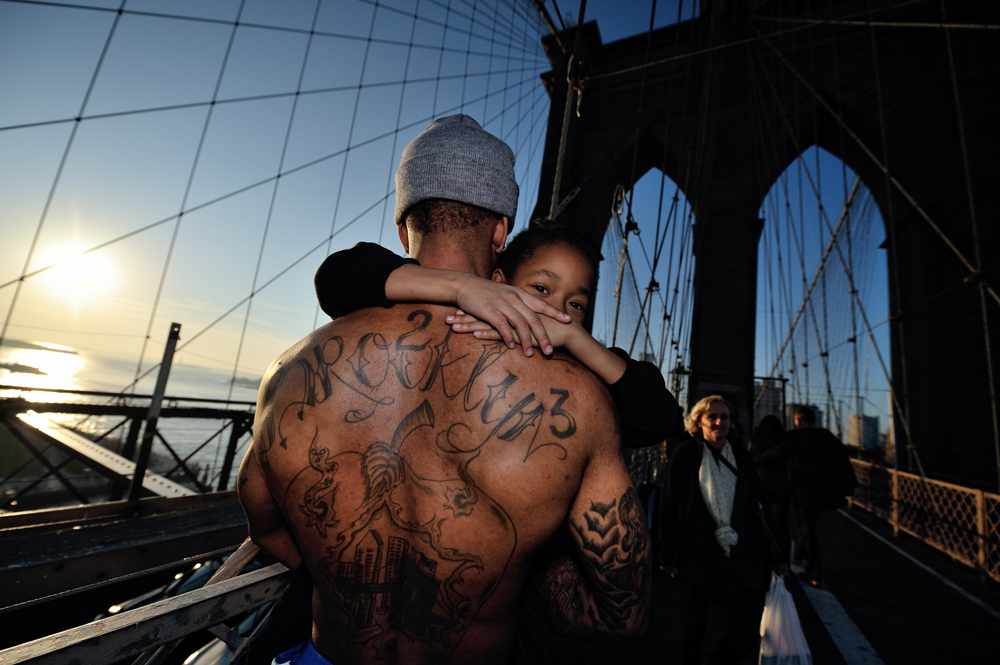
[240,303,650,665]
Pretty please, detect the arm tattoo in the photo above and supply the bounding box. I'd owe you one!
[543,488,651,637]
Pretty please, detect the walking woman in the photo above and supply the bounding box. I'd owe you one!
[661,396,784,665]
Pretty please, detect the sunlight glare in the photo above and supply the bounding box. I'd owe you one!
[37,240,119,303]
[0,346,86,398]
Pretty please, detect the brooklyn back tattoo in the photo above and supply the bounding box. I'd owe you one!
[256,309,623,660]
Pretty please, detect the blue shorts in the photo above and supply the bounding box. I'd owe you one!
[271,640,332,665]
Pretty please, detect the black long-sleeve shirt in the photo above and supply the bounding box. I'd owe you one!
[314,242,680,449]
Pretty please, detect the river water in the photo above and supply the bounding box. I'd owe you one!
[0,338,261,493]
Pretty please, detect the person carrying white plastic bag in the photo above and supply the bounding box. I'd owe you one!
[759,574,812,665]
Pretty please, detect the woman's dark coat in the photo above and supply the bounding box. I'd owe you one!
[660,437,778,590]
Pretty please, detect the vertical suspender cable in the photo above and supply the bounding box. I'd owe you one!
[938,0,1000,491]
[749,24,1000,308]
[214,0,324,482]
[312,1,381,329]
[549,0,587,219]
[225,0,323,401]
[378,0,424,246]
[132,0,248,391]
[865,0,913,469]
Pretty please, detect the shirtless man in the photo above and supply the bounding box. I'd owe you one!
[238,115,650,665]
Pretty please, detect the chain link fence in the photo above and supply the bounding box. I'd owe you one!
[850,459,1000,582]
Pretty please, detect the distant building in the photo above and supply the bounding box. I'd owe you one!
[753,380,784,430]
[849,414,880,449]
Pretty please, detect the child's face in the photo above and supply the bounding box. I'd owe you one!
[506,242,592,325]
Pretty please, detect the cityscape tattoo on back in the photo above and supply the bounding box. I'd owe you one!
[256,309,619,660]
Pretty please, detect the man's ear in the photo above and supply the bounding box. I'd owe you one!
[491,268,507,284]
[492,216,509,256]
[397,222,410,254]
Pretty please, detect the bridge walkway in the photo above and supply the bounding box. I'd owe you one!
[512,507,1000,665]
[2,499,998,663]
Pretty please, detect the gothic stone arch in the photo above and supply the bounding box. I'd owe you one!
[531,1,999,486]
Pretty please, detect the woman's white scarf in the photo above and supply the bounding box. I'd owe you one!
[699,442,739,557]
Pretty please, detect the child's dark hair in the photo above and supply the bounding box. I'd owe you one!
[498,226,600,291]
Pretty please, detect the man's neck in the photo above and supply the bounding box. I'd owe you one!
[410,234,492,278]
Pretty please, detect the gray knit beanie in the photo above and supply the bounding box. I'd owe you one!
[394,114,518,225]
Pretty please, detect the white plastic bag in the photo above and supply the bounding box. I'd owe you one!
[759,574,813,665]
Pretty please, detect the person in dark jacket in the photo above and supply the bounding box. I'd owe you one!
[661,396,784,665]
[787,405,857,586]
[749,415,793,560]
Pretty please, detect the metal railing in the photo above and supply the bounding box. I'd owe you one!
[0,538,288,665]
[850,459,1000,583]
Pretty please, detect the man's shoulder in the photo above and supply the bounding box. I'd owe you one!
[263,304,614,418]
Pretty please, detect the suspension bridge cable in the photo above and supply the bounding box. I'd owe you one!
[806,20,837,423]
[226,0,323,410]
[0,65,546,136]
[752,15,1000,31]
[72,89,550,405]
[938,0,1000,491]
[624,0,659,221]
[124,81,543,396]
[768,147,840,424]
[792,257,1000,370]
[748,36,875,423]
[0,0,543,73]
[584,0,926,82]
[862,0,914,467]
[751,24,1000,309]
[434,0,540,53]
[0,0,126,354]
[131,0,248,393]
[459,0,480,110]
[377,2,421,246]
[756,176,861,410]
[312,1,380,330]
[2,0,554,479]
[511,92,556,231]
[0,72,545,294]
[116,191,395,395]
[584,3,690,364]
[614,0,661,353]
[101,91,552,397]
[749,33,879,409]
[751,14,875,429]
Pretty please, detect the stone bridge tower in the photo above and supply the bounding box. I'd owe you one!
[531,0,999,487]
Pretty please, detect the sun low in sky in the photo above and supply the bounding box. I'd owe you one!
[0,0,696,395]
[0,0,888,434]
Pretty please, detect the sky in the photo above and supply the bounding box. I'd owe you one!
[0,0,890,437]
